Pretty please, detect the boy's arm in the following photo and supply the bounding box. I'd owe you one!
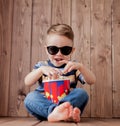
[24,67,43,87]
[24,65,62,87]
[61,60,96,85]
[78,63,96,85]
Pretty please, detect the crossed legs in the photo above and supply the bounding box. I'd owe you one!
[24,89,88,122]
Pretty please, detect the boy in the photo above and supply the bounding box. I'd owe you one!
[24,24,96,122]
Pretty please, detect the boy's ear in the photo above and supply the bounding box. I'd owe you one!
[44,45,48,54]
[72,47,75,54]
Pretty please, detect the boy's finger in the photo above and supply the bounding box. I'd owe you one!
[62,64,74,74]
[59,60,68,64]
[62,67,70,74]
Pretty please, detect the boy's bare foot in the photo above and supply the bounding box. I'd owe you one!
[48,102,72,122]
[66,107,81,123]
[72,107,81,122]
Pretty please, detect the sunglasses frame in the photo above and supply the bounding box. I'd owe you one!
[47,46,73,55]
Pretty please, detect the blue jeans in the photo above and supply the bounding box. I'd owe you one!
[24,88,89,120]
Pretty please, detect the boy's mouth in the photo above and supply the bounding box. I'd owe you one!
[54,58,63,62]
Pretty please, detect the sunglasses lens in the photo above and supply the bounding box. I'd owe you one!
[47,46,59,55]
[47,46,72,55]
[61,46,72,55]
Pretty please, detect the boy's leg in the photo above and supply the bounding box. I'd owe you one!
[24,90,56,120]
[58,88,89,122]
[59,88,89,114]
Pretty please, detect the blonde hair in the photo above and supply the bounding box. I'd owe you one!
[47,24,74,41]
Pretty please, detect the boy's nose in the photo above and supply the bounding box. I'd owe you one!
[56,50,62,55]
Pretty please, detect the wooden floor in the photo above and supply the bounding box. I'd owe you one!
[0,117,120,126]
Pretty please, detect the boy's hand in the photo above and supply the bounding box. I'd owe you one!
[40,66,62,79]
[60,60,82,74]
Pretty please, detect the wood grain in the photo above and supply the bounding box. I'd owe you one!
[0,0,13,116]
[112,0,120,117]
[52,0,71,24]
[8,0,32,116]
[0,118,120,126]
[90,0,112,117]
[31,0,51,67]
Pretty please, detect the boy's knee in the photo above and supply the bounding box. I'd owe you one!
[24,92,35,108]
[75,88,89,102]
[24,95,30,108]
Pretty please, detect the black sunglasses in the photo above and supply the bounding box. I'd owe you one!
[47,46,73,55]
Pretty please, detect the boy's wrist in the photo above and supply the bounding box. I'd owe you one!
[38,66,44,75]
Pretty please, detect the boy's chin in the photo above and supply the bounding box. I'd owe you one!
[53,61,63,67]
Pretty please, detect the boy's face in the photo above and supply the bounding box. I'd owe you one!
[46,34,74,67]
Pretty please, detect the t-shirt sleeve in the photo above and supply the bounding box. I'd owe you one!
[78,73,86,84]
[76,70,86,84]
[34,62,42,69]
[33,61,48,69]
[33,61,47,83]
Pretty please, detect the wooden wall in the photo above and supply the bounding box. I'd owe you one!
[0,0,120,118]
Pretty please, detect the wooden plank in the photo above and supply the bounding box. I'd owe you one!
[112,0,120,117]
[0,0,13,116]
[37,121,76,126]
[90,0,112,117]
[31,0,51,67]
[8,0,32,117]
[78,118,120,126]
[0,118,120,126]
[52,0,71,24]
[0,118,40,126]
[100,119,120,126]
[0,118,14,123]
[71,0,91,117]
[30,0,51,91]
